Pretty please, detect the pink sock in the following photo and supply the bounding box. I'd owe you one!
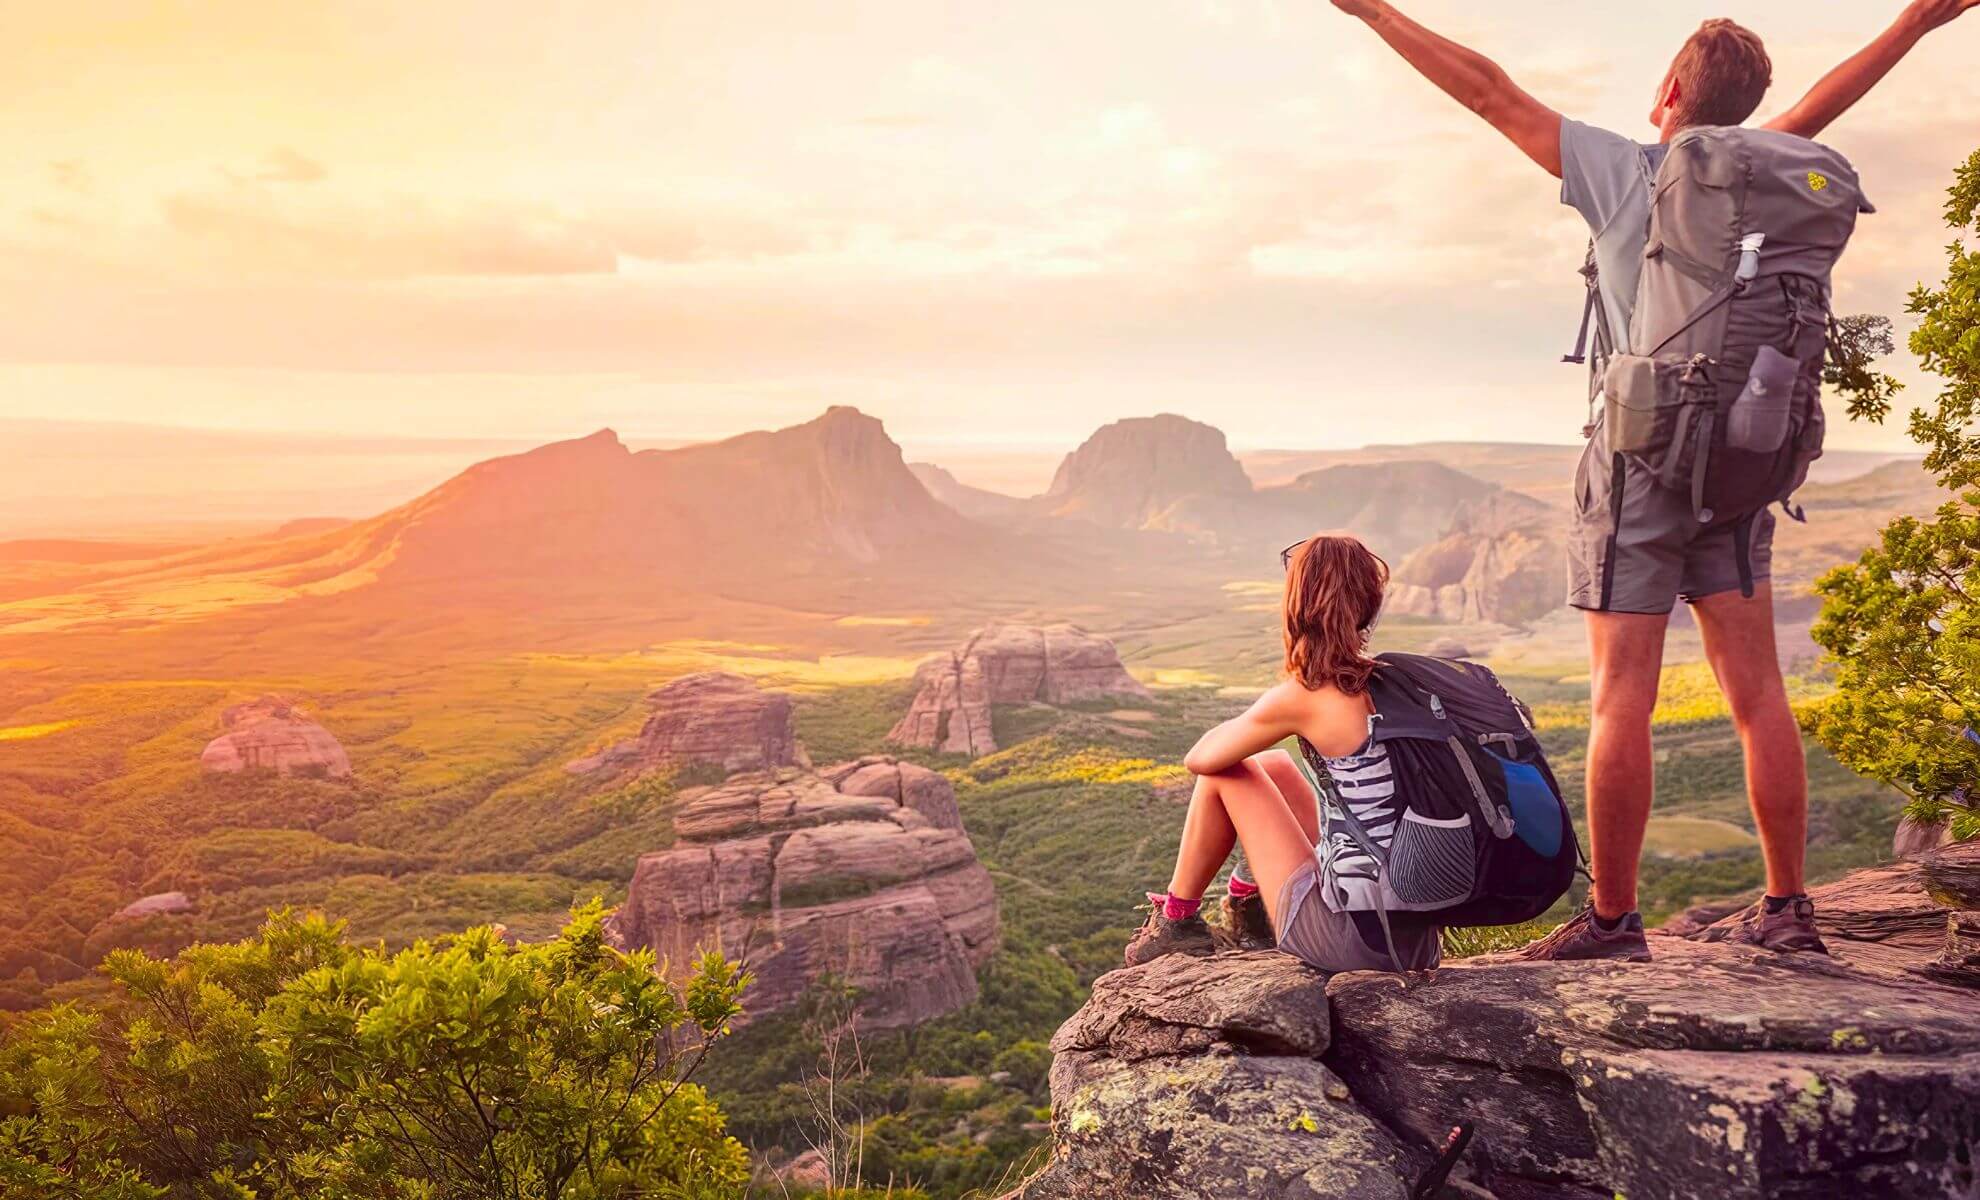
[1149,891,1201,921]
[1228,876,1261,900]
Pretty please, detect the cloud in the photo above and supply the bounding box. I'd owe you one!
[160,185,618,278]
[255,147,328,184]
[48,160,91,194]
[847,114,939,130]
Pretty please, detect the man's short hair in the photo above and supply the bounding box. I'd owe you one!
[1669,19,1772,128]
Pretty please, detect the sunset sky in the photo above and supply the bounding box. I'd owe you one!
[5,0,1977,463]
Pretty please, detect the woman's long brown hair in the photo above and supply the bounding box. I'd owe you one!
[1282,535,1388,695]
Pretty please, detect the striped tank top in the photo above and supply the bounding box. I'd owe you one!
[1304,737,1397,913]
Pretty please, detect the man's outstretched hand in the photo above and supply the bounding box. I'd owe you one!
[1909,0,1980,32]
[1771,0,1977,138]
[1318,0,1562,176]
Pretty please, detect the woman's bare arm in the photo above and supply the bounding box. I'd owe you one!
[1183,684,1305,776]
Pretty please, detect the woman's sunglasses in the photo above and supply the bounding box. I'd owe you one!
[1280,539,1305,571]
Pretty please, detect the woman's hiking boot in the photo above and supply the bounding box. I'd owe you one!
[1216,892,1277,952]
[1124,903,1217,967]
[1690,894,1829,954]
[1512,904,1652,962]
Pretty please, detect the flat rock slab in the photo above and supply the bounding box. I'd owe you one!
[1013,845,1980,1200]
[1326,939,1980,1199]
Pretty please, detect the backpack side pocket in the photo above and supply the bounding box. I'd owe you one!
[1388,810,1476,907]
[1727,344,1799,453]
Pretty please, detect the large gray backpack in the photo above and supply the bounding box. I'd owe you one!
[1568,126,1873,584]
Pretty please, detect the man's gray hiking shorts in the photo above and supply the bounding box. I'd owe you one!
[1567,431,1776,615]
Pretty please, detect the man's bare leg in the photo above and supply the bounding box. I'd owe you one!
[1692,583,1807,899]
[1584,609,1670,919]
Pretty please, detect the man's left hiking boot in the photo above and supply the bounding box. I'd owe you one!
[1124,902,1217,967]
[1691,894,1830,954]
[1216,891,1276,952]
[1512,905,1652,963]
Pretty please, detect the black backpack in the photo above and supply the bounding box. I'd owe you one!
[1298,653,1578,966]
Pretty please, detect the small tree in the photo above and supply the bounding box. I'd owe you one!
[1809,148,1980,841]
[0,904,750,1199]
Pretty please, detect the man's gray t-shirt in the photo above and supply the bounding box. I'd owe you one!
[1560,118,1667,352]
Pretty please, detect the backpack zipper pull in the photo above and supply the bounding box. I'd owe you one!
[1429,694,1446,720]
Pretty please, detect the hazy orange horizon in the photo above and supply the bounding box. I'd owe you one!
[6,1,1977,462]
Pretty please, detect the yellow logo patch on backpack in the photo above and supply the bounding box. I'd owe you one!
[1808,171,1830,193]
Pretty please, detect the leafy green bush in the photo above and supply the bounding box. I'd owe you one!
[0,903,749,1199]
[1809,147,1980,839]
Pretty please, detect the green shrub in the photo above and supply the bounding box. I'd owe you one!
[0,903,750,1199]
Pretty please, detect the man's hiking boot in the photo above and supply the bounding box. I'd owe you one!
[1216,891,1276,952]
[1512,905,1652,963]
[1124,902,1218,967]
[1691,894,1829,954]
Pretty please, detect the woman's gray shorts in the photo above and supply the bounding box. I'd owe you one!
[1276,853,1441,973]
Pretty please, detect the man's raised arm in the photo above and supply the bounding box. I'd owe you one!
[1766,0,1977,138]
[1331,0,1562,177]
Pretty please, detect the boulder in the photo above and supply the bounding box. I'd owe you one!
[604,763,998,1028]
[1012,849,1980,1200]
[112,891,194,920]
[199,696,351,778]
[1894,814,1955,859]
[888,624,1149,756]
[568,672,799,776]
[1016,954,1415,1200]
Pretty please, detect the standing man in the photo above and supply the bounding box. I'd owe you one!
[1328,1,1977,959]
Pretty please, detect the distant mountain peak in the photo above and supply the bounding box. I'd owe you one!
[1044,414,1254,528]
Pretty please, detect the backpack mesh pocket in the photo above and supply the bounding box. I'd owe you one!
[1388,810,1476,906]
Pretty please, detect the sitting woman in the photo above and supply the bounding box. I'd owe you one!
[1125,533,1441,973]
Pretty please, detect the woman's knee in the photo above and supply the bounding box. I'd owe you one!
[1199,756,1273,791]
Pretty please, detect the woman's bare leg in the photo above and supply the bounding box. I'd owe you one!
[1165,755,1321,931]
[1256,748,1322,848]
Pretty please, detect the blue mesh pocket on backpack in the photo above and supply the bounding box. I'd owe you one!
[1497,757,1563,858]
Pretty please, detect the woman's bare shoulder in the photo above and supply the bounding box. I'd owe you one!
[1269,678,1375,757]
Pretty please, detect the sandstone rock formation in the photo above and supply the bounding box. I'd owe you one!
[604,759,998,1028]
[1041,414,1254,529]
[199,696,351,778]
[568,672,800,776]
[888,624,1150,756]
[1387,492,1566,627]
[1011,842,1980,1200]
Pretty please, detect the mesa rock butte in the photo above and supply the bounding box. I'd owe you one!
[1007,840,1980,1200]
[888,624,1150,757]
[198,696,351,778]
[567,672,800,776]
[1388,491,1567,628]
[603,755,999,1028]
